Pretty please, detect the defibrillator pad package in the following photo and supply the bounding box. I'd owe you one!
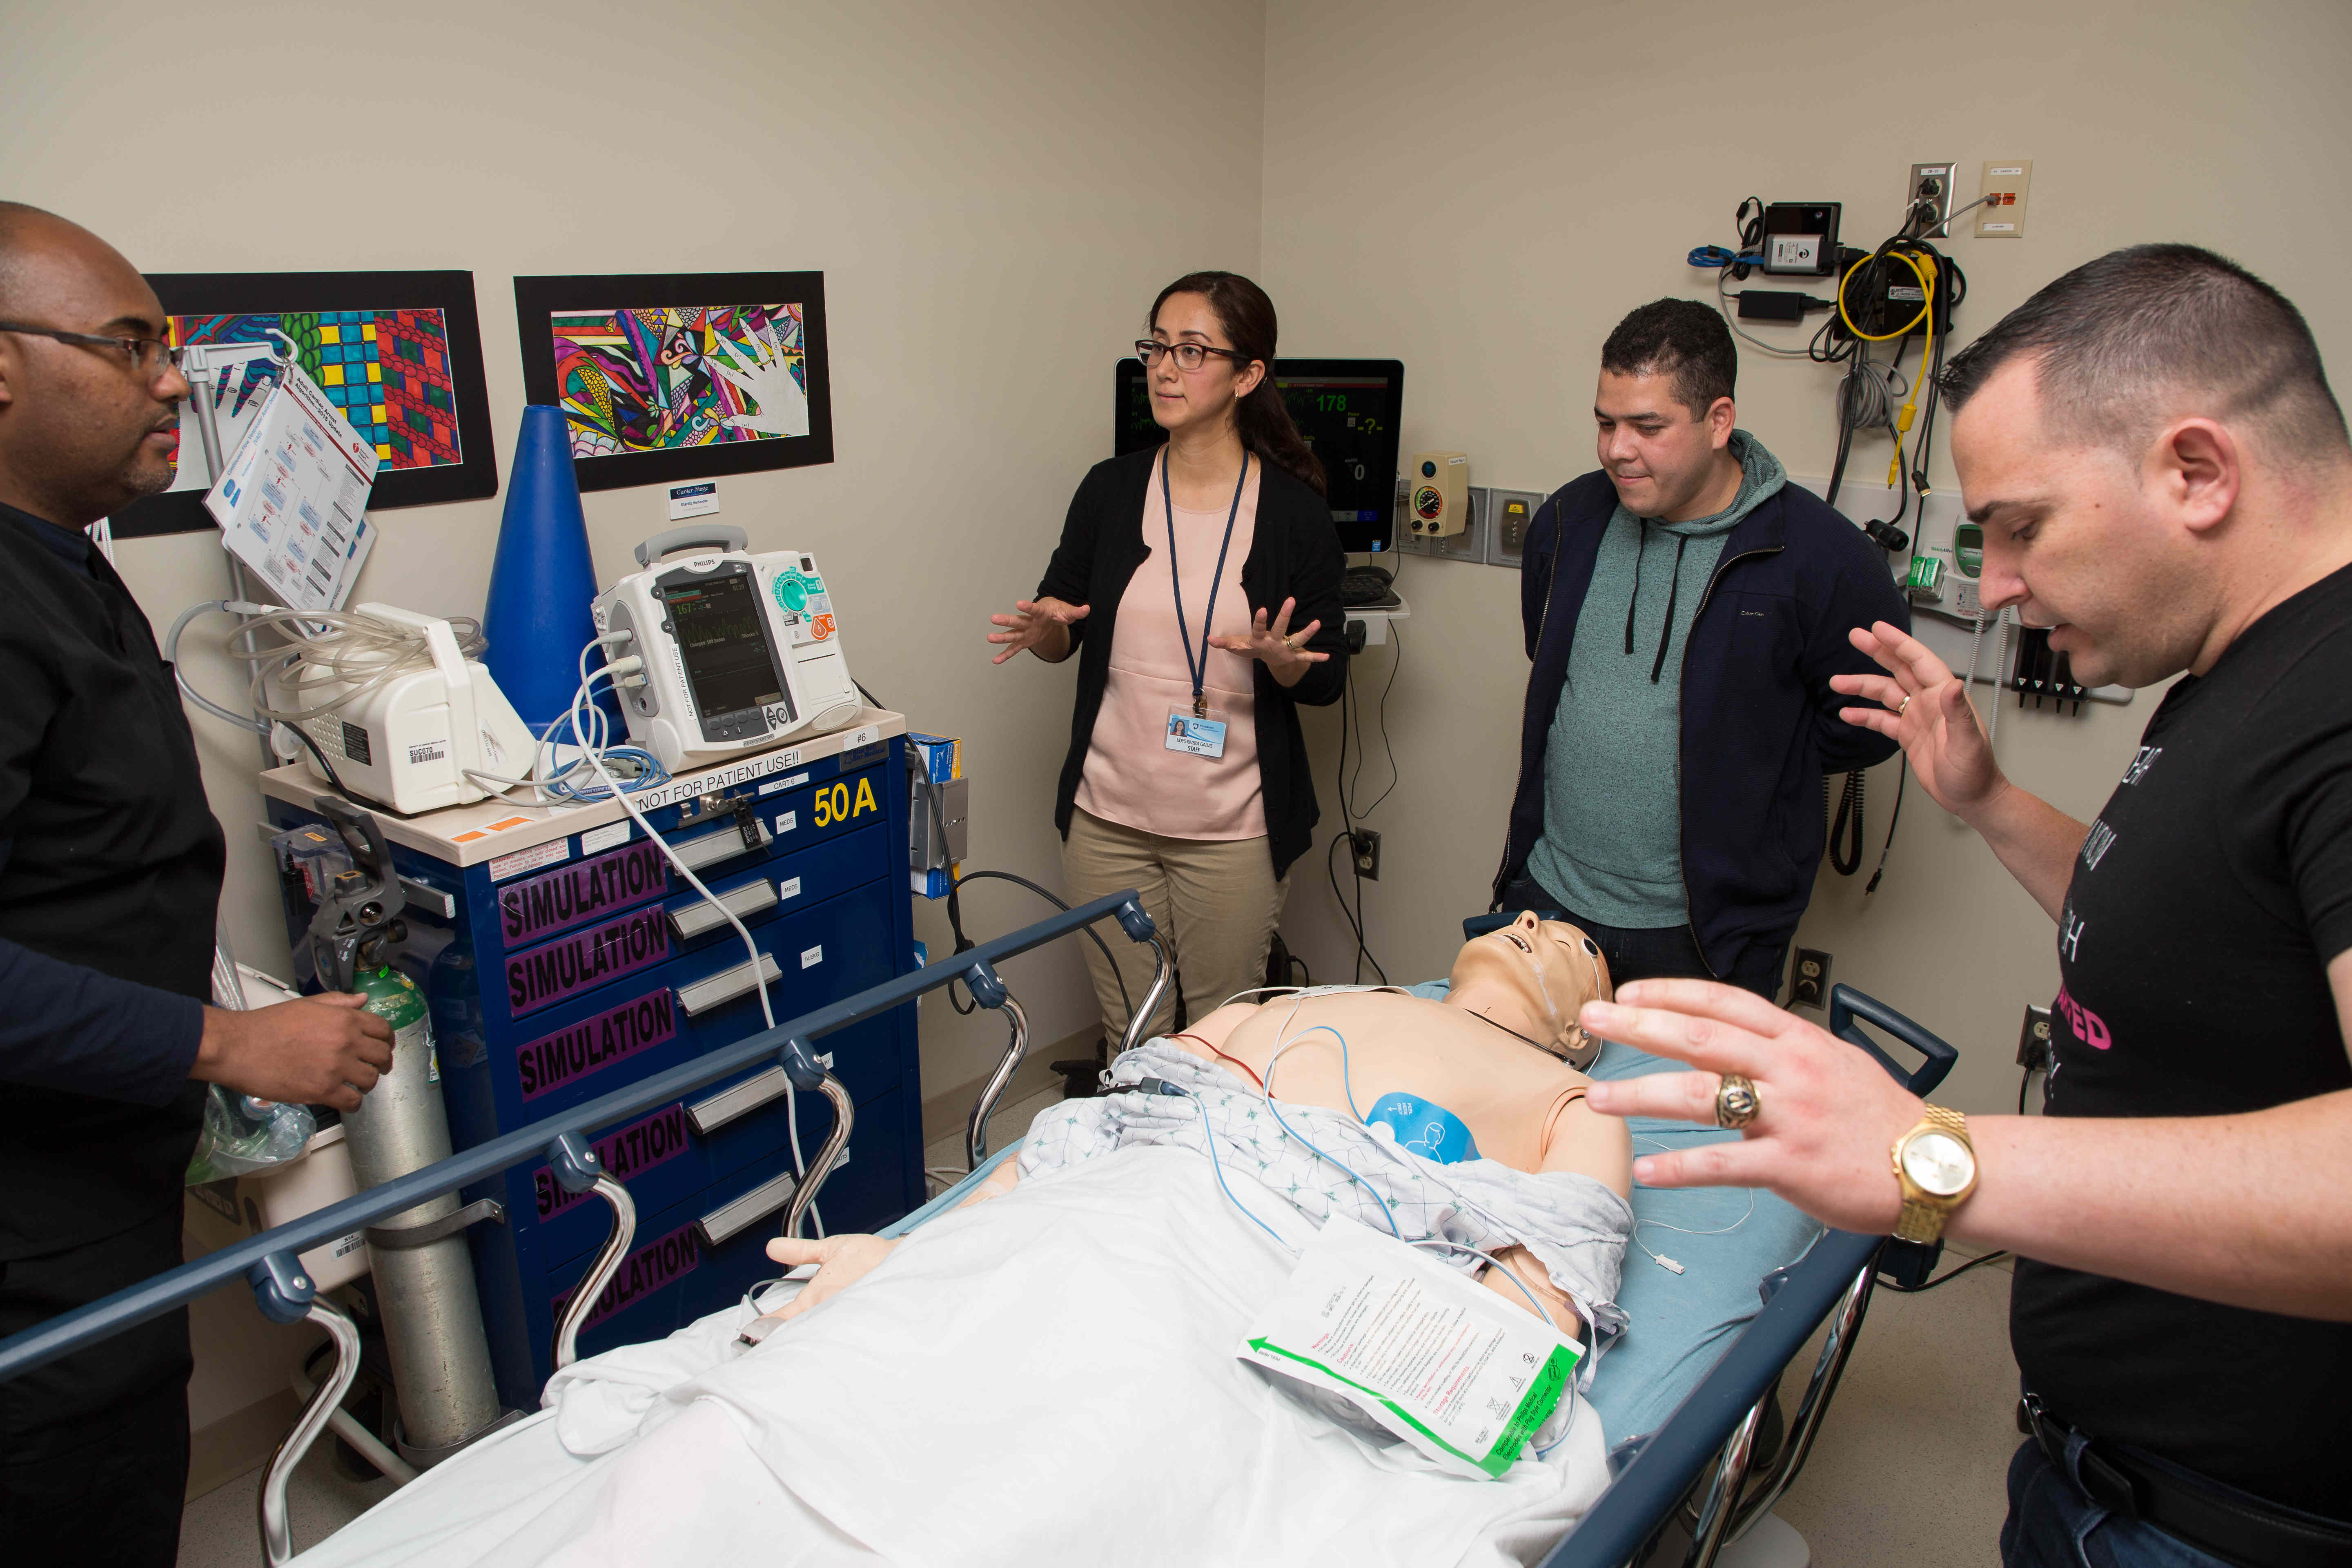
[1238,1213,1584,1480]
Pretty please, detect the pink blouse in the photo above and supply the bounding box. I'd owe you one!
[1075,450,1267,840]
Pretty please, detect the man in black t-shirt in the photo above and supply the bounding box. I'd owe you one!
[1570,244,2352,1568]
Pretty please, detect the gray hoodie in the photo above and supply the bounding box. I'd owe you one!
[1523,431,1788,928]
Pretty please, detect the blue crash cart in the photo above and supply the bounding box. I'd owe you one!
[258,713,925,1412]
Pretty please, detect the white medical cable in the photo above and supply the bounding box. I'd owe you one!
[1628,1135,1757,1272]
[1988,607,2013,750]
[226,606,487,725]
[569,652,824,1238]
[461,639,671,806]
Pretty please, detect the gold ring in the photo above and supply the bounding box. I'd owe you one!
[1898,694,1912,717]
[1715,1073,1760,1129]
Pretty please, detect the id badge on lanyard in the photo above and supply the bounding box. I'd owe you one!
[1163,449,1247,762]
[1165,707,1229,758]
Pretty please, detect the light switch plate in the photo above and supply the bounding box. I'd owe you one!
[1432,486,1487,562]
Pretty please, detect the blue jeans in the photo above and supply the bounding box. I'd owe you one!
[1497,874,1788,1000]
[2001,1439,2236,1568]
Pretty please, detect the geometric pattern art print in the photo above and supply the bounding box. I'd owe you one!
[167,308,461,472]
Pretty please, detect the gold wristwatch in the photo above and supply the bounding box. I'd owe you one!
[1889,1105,1977,1244]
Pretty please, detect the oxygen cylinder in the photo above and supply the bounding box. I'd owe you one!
[343,965,501,1459]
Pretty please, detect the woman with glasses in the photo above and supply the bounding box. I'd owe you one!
[987,271,1348,1052]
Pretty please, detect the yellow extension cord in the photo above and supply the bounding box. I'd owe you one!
[1837,248,1937,489]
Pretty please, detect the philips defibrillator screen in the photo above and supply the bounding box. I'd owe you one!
[662,576,784,717]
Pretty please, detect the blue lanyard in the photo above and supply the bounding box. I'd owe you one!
[1162,447,1249,717]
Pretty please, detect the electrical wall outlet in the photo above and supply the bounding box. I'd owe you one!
[1977,159,2033,239]
[1350,829,1381,881]
[1789,948,1832,1009]
[2016,1004,2054,1067]
[1907,161,1957,237]
[1432,486,1487,562]
[1486,489,1542,569]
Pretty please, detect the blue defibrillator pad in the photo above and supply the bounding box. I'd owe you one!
[1365,1091,1481,1165]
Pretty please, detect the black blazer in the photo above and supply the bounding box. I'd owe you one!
[1036,445,1349,878]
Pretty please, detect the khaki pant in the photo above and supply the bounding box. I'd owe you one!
[1060,806,1289,1048]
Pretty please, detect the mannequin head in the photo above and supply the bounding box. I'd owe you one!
[1446,910,1613,1060]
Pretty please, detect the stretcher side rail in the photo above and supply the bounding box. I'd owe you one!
[0,889,1160,1388]
[1537,982,1957,1568]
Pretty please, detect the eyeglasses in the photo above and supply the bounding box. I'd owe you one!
[0,320,185,380]
[1134,339,1250,373]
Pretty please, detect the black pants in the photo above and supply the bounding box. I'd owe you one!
[1499,874,1789,1000]
[0,1209,192,1568]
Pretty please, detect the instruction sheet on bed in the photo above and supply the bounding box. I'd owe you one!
[1238,1214,1583,1480]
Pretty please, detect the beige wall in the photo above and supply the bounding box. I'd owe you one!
[3,0,1264,1427]
[4,0,1266,1105]
[1256,0,2352,1113]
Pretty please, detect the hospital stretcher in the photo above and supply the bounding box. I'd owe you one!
[0,893,1954,1568]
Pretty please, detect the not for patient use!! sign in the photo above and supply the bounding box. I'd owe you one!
[1238,1213,1583,1480]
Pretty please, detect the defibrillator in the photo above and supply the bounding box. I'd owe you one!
[592,526,864,773]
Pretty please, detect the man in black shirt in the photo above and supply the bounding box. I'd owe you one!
[0,204,396,1565]
[1570,243,2352,1567]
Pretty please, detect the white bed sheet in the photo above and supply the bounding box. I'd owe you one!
[293,1145,1606,1568]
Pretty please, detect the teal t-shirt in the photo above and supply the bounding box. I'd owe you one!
[1523,432,1787,928]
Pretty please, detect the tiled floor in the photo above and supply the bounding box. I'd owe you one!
[178,1429,396,1567]
[1773,1247,2021,1564]
[182,1099,2028,1568]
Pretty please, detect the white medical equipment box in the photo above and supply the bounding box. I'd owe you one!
[592,527,863,773]
[294,604,539,815]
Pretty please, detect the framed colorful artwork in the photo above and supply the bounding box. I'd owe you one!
[511,271,833,492]
[113,270,497,539]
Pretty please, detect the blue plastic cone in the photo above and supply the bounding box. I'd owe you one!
[482,406,598,735]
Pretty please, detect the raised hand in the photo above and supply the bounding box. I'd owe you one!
[759,1232,900,1323]
[1206,597,1327,685]
[708,324,811,438]
[1576,979,1919,1236]
[987,597,1089,664]
[1830,619,2007,820]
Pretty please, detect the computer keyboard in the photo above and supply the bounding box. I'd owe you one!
[1340,569,1401,609]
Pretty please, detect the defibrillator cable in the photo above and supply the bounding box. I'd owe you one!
[570,650,825,1238]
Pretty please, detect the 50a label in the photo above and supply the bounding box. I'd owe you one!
[810,775,879,828]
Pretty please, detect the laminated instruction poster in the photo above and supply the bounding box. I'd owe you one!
[205,363,380,611]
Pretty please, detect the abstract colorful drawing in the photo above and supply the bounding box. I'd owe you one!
[550,303,808,459]
[167,308,462,476]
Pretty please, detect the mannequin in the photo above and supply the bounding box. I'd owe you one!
[762,912,1630,1330]
[1174,909,1627,1188]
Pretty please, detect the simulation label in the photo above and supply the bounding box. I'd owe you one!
[498,838,670,946]
[505,909,671,1016]
[555,1221,700,1332]
[516,989,679,1100]
[533,1103,690,1218]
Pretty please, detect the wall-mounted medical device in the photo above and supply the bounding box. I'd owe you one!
[593,525,862,773]
[1760,202,1842,276]
[1408,452,1469,538]
[290,604,538,815]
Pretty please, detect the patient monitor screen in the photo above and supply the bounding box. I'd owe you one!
[662,574,784,719]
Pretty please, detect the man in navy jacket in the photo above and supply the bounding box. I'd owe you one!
[1494,300,1907,995]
